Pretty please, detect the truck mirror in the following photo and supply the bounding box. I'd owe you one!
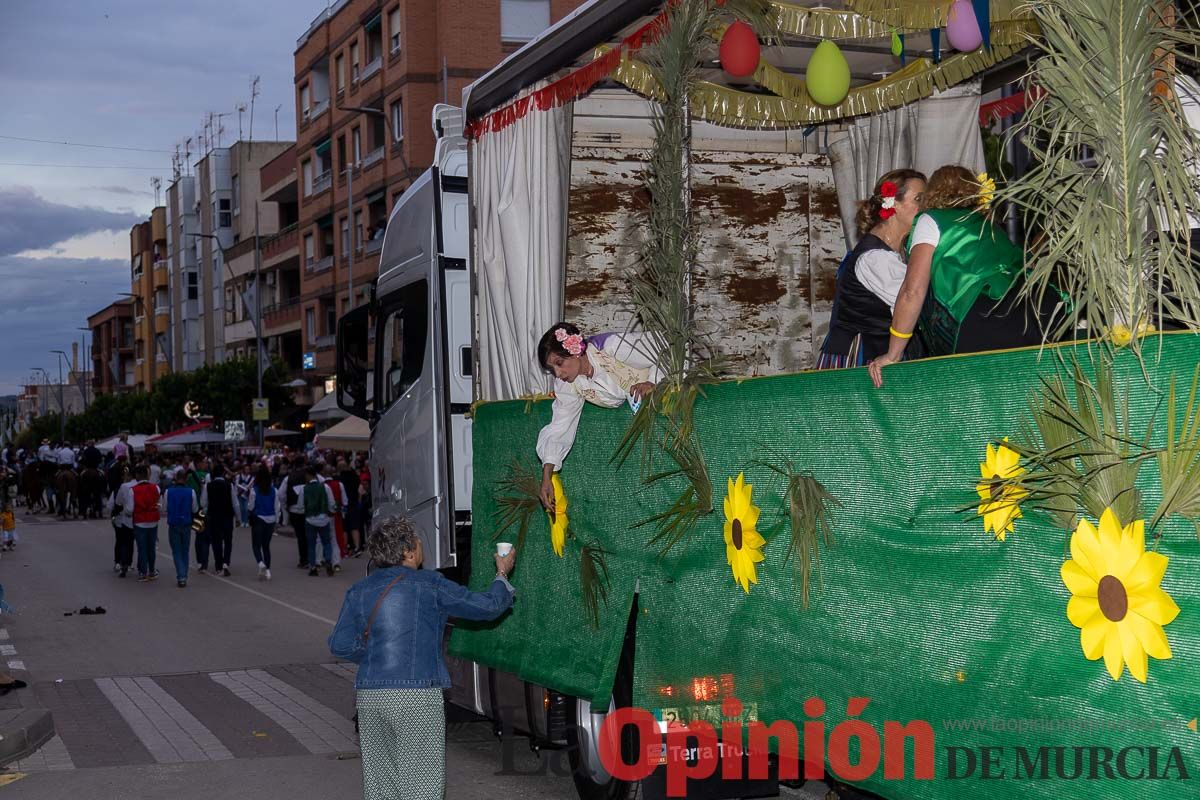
[336,304,372,421]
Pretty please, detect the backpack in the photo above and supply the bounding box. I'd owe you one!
[131,482,160,525]
[303,481,329,517]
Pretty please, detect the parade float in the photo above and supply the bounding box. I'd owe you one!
[445,1,1200,797]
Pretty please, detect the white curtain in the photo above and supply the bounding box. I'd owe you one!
[829,78,986,249]
[471,88,573,401]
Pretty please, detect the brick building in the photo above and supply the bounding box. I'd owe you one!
[88,299,135,395]
[129,207,169,390]
[292,0,584,392]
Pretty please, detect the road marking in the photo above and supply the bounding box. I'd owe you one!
[7,660,25,670]
[0,628,9,640]
[156,548,336,626]
[320,662,357,682]
[0,644,16,656]
[209,670,357,755]
[95,676,234,763]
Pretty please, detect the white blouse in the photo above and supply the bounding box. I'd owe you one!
[536,333,665,470]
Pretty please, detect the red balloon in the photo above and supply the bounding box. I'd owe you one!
[719,21,760,78]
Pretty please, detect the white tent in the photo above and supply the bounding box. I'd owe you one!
[96,434,152,453]
[314,415,370,451]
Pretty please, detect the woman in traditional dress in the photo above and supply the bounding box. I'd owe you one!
[816,169,928,369]
[868,165,1050,388]
[535,322,663,511]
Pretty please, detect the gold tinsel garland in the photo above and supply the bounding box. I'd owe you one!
[597,41,1021,129]
[768,1,1038,41]
[844,0,1034,29]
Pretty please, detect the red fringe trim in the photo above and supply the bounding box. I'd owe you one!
[465,6,673,141]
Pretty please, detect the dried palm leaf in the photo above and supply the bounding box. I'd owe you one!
[1152,365,1200,534]
[491,459,542,553]
[579,543,611,629]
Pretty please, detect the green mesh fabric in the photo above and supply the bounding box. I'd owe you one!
[450,335,1200,799]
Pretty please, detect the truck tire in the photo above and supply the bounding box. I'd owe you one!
[566,604,638,800]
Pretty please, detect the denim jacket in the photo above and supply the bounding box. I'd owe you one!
[328,566,514,689]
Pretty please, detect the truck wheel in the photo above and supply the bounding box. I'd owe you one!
[566,607,638,800]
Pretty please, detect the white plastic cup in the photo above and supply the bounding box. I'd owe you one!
[496,542,514,558]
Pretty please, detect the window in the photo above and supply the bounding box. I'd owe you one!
[300,83,311,117]
[354,210,364,250]
[304,233,315,266]
[338,135,347,173]
[390,100,404,142]
[335,53,345,92]
[350,41,360,80]
[352,127,361,165]
[306,307,316,340]
[218,198,232,228]
[389,8,401,53]
[379,280,428,407]
[325,303,337,336]
[371,114,385,151]
[231,175,240,213]
[302,159,313,195]
[501,0,550,42]
[186,272,198,301]
[341,216,350,256]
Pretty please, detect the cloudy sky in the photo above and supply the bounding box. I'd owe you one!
[0,0,328,395]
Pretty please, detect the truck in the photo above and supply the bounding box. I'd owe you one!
[336,3,1200,800]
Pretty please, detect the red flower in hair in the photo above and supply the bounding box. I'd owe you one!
[878,180,899,220]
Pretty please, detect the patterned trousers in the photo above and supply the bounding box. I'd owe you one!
[356,687,445,800]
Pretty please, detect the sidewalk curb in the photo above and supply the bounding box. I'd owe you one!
[0,707,54,767]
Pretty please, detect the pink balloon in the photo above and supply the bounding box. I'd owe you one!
[945,0,983,52]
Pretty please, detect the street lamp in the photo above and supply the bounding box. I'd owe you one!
[30,367,50,419]
[188,231,264,448]
[76,326,91,409]
[50,350,67,442]
[335,103,412,311]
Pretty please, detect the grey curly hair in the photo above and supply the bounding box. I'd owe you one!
[367,516,421,567]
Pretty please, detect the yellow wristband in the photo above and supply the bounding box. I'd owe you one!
[889,326,914,339]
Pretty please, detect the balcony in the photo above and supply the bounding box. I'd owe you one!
[312,170,332,195]
[263,297,302,332]
[305,98,330,122]
[155,306,169,317]
[360,56,382,81]
[361,146,385,169]
[153,265,168,288]
[365,237,383,254]
[306,254,334,274]
[262,223,298,264]
[315,334,337,349]
[134,314,145,326]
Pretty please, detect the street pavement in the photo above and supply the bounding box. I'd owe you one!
[0,512,826,800]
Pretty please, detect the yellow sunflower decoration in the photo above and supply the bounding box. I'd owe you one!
[976,438,1027,541]
[547,474,568,558]
[723,473,765,593]
[1061,508,1180,683]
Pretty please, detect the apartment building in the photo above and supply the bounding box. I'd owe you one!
[257,146,306,377]
[292,0,583,390]
[220,140,299,367]
[164,175,203,373]
[129,207,169,390]
[194,148,233,365]
[88,299,135,395]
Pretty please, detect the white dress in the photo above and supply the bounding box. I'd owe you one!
[535,333,665,470]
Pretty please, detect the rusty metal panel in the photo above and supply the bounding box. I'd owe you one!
[565,145,844,376]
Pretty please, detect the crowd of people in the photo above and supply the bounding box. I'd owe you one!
[0,438,372,587]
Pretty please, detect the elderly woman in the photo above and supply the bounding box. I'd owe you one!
[329,516,516,800]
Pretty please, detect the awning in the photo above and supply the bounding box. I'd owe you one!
[314,415,370,451]
[146,419,215,444]
[365,13,382,31]
[96,434,153,453]
[366,189,386,204]
[309,390,348,422]
[315,138,332,156]
[317,214,334,229]
[264,428,303,439]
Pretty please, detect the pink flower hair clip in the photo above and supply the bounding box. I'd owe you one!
[562,334,584,356]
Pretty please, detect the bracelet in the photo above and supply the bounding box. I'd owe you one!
[889,326,914,339]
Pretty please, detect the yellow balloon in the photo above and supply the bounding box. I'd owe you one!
[805,40,851,107]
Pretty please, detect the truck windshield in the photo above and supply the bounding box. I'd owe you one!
[379,279,428,407]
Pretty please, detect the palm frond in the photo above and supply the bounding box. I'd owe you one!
[998,0,1200,346]
[491,459,542,553]
[760,458,839,608]
[579,543,611,629]
[1152,365,1200,532]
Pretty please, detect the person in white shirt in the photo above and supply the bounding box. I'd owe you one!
[534,322,664,511]
[112,473,138,578]
[37,441,52,462]
[56,445,76,467]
